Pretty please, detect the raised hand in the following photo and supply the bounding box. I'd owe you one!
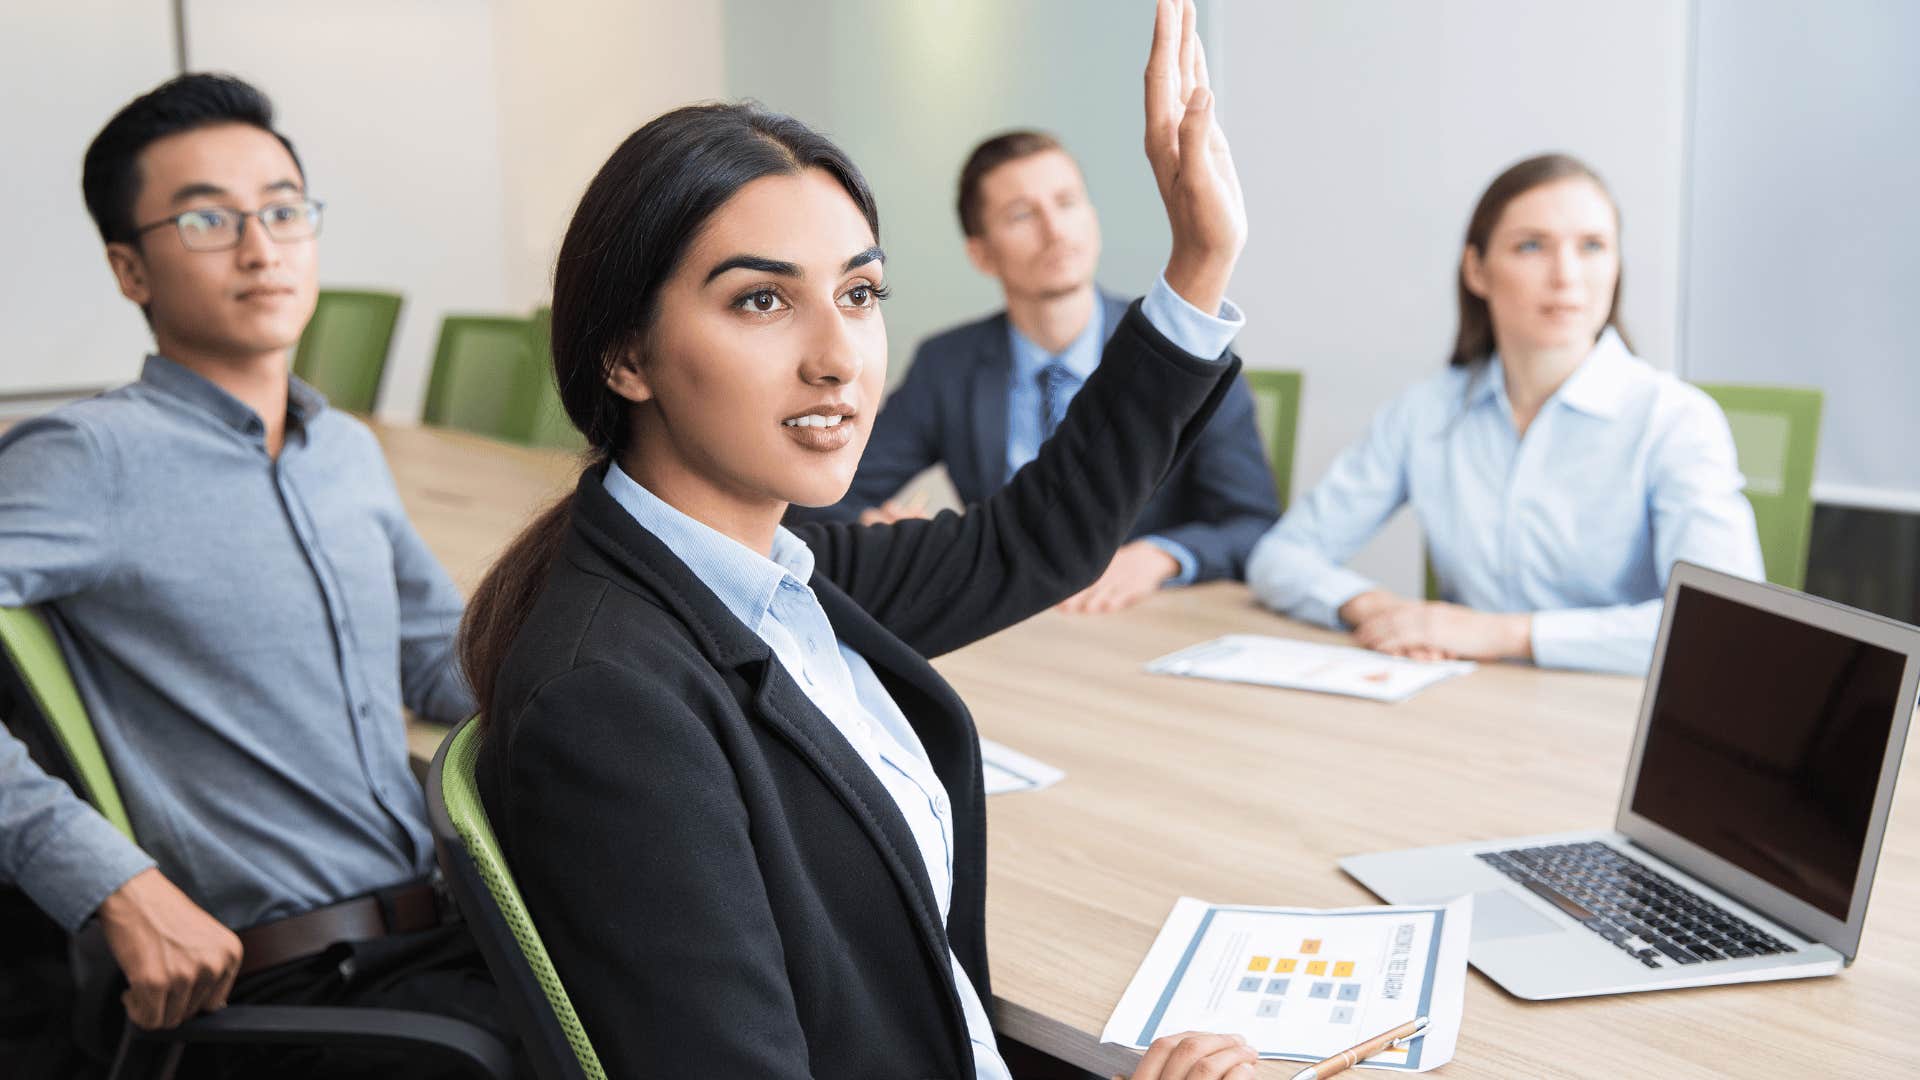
[1144,0,1247,317]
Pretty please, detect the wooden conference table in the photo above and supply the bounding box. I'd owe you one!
[375,421,1920,1079]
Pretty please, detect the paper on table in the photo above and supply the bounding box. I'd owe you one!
[1103,895,1471,1072]
[980,737,1064,795]
[1146,634,1475,703]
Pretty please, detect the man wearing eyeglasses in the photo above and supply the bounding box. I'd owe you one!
[0,75,516,1077]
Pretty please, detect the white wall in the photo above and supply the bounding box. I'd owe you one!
[1683,0,1920,512]
[492,0,727,309]
[187,0,515,424]
[0,2,176,398]
[1218,0,1692,596]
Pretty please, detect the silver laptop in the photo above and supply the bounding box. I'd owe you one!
[1341,561,1919,999]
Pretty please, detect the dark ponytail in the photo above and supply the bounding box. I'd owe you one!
[459,102,880,726]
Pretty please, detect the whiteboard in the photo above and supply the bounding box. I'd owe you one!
[0,3,177,397]
[1683,0,1920,510]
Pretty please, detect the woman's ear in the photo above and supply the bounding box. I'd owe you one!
[605,344,653,405]
[1460,245,1490,300]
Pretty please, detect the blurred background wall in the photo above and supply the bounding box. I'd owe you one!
[1,0,1912,609]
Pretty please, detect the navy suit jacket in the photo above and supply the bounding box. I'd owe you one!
[789,291,1279,582]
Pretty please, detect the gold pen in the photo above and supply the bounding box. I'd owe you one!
[1288,1015,1429,1080]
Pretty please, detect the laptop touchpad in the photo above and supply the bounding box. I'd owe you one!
[1471,889,1566,942]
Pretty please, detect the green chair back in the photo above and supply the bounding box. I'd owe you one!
[1695,383,1824,590]
[293,289,404,414]
[430,718,604,1079]
[523,307,587,452]
[422,315,546,442]
[0,607,132,839]
[1243,369,1303,510]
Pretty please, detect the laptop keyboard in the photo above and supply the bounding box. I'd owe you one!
[1476,842,1796,969]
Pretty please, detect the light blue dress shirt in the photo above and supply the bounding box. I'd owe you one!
[1246,329,1764,674]
[602,278,1237,1078]
[1003,277,1246,585]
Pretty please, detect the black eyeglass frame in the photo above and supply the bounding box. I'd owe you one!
[130,198,327,252]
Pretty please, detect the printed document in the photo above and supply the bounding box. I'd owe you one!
[1147,635,1474,703]
[1104,896,1471,1072]
[981,737,1064,795]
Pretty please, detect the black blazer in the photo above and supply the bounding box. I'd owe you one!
[478,303,1239,1078]
[787,290,1279,582]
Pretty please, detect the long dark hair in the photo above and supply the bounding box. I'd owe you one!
[1449,153,1631,367]
[460,102,880,725]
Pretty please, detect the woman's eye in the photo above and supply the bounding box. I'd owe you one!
[739,289,784,314]
[846,285,871,307]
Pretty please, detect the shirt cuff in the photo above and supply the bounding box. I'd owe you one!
[1142,273,1244,361]
[1530,608,1658,675]
[1141,535,1199,586]
[1309,567,1379,629]
[20,810,155,931]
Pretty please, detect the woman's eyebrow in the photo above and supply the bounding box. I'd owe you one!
[843,246,885,272]
[705,254,800,284]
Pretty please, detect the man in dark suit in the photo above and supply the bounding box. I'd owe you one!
[789,130,1278,612]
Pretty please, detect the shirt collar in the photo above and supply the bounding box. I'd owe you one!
[1008,301,1105,384]
[1462,326,1636,422]
[600,461,815,633]
[138,354,328,438]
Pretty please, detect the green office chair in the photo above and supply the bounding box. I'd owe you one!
[429,716,605,1080]
[421,315,547,443]
[0,607,515,1080]
[1242,369,1303,510]
[1695,384,1824,590]
[523,308,587,452]
[292,289,404,414]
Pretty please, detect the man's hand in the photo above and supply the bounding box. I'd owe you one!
[1121,1030,1259,1080]
[1059,541,1178,614]
[96,867,242,1029]
[1352,600,1533,663]
[1144,0,1246,316]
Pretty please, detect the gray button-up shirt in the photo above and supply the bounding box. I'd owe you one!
[0,356,472,931]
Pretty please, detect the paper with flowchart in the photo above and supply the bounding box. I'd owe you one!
[1146,635,1475,703]
[1103,896,1471,1071]
[980,737,1064,795]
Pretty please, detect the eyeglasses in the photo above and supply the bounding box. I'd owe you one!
[132,198,326,252]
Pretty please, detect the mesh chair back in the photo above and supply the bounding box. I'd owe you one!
[1242,369,1303,510]
[523,308,587,451]
[422,316,545,442]
[293,290,403,414]
[428,718,604,1080]
[1696,383,1824,590]
[0,607,132,838]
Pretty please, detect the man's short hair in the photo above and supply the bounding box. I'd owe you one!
[82,73,303,246]
[955,130,1065,237]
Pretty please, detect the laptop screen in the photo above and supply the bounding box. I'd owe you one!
[1629,584,1907,921]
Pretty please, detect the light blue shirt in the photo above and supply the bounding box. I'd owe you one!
[601,278,1238,1077]
[0,357,470,931]
[1246,329,1764,674]
[1003,277,1246,585]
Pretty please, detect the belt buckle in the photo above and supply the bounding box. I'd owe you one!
[429,867,460,925]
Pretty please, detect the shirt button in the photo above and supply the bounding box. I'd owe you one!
[356,703,370,718]
[935,792,950,815]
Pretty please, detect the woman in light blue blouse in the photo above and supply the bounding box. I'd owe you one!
[1246,153,1762,675]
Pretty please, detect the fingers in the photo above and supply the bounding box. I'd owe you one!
[1178,0,1198,104]
[1176,86,1215,190]
[1144,0,1183,185]
[1134,1032,1256,1080]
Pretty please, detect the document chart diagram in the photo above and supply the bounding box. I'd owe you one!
[1104,897,1469,1072]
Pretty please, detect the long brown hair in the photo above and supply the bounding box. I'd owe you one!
[1449,153,1631,367]
[459,103,880,727]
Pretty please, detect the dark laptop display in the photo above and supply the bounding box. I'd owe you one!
[1629,584,1908,920]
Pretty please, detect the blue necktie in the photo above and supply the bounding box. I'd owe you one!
[1038,361,1075,441]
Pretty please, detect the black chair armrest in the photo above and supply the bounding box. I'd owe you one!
[131,1005,515,1078]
